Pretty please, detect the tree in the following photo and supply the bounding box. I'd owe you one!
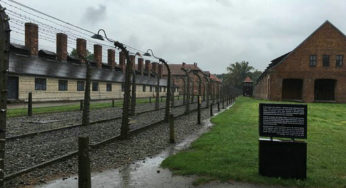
[224,61,262,89]
[70,48,94,61]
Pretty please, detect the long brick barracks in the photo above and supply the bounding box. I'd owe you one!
[254,21,346,103]
[8,22,221,102]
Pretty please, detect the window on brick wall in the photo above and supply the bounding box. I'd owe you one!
[323,55,330,67]
[92,81,99,91]
[58,80,68,91]
[142,85,146,92]
[336,55,343,67]
[309,55,317,67]
[77,81,84,91]
[35,78,46,90]
[106,83,112,91]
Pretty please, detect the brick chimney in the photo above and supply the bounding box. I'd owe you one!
[25,22,38,56]
[76,38,86,63]
[56,33,67,62]
[145,60,151,76]
[129,55,136,70]
[107,49,115,69]
[152,62,158,75]
[94,44,102,68]
[158,64,163,78]
[138,58,144,75]
[119,51,125,73]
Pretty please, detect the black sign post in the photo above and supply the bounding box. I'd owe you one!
[258,103,307,179]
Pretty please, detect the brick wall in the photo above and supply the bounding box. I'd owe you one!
[17,75,174,102]
[254,21,346,103]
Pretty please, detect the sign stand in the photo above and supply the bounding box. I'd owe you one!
[258,103,307,179]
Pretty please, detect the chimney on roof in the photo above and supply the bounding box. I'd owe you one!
[119,51,125,73]
[94,44,102,69]
[151,62,158,75]
[138,58,144,75]
[76,38,86,63]
[25,22,38,56]
[145,60,151,76]
[107,49,116,69]
[194,62,197,67]
[182,62,186,67]
[56,33,67,62]
[158,64,163,78]
[129,55,136,70]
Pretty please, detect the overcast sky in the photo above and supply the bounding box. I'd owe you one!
[10,0,346,74]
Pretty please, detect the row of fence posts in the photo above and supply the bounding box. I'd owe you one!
[76,95,236,187]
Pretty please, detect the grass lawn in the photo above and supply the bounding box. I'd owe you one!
[161,97,346,187]
[7,96,172,118]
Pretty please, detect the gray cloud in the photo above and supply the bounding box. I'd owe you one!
[81,5,107,25]
[21,0,346,74]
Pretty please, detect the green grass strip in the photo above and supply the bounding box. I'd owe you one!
[161,97,346,187]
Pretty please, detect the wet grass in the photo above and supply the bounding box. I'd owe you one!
[161,97,346,187]
[7,96,176,118]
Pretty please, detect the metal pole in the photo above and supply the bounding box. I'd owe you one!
[28,92,32,116]
[192,71,202,125]
[210,103,213,116]
[155,74,160,110]
[169,114,175,143]
[116,42,132,139]
[161,59,171,122]
[78,136,91,188]
[80,56,91,126]
[181,69,190,114]
[130,70,136,116]
[80,100,84,110]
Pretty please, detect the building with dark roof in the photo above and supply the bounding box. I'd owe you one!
[254,21,346,103]
[8,22,173,102]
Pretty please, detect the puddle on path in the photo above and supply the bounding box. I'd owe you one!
[37,105,271,188]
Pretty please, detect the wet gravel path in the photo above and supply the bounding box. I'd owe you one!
[5,100,209,176]
[7,100,186,137]
[5,100,226,187]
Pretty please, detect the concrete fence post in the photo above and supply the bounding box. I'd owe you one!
[149,97,152,103]
[169,114,175,143]
[28,92,32,116]
[80,100,84,111]
[78,136,91,188]
[222,97,225,109]
[112,99,115,107]
[210,103,213,116]
[197,95,201,124]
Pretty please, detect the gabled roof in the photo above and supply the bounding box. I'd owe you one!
[162,63,201,76]
[210,74,221,83]
[243,76,253,83]
[256,20,345,84]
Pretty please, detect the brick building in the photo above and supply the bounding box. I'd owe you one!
[8,22,173,102]
[254,21,346,103]
[162,63,222,99]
